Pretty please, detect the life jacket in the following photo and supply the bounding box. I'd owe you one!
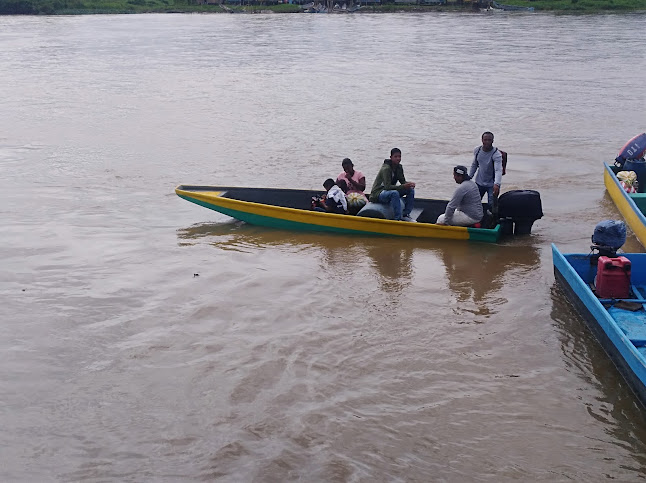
[475,147,508,175]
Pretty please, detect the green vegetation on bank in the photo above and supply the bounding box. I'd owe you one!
[512,0,646,11]
[0,0,214,14]
[0,0,644,14]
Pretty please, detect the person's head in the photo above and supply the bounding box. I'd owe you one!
[342,158,354,175]
[453,165,470,184]
[481,132,494,151]
[323,178,336,191]
[337,179,348,193]
[390,148,402,165]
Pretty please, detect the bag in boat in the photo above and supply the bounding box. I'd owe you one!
[617,170,638,193]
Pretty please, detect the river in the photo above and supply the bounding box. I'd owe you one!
[1,11,645,481]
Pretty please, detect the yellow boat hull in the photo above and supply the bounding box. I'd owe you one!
[604,162,646,247]
[175,185,502,243]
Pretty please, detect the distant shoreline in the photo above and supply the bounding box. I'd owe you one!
[1,0,645,15]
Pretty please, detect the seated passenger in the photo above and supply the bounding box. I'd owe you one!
[312,178,348,214]
[337,158,367,196]
[436,165,484,226]
[338,158,368,215]
[368,148,416,222]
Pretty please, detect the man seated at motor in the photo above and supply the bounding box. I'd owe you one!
[312,178,348,214]
[369,148,416,222]
[436,165,484,226]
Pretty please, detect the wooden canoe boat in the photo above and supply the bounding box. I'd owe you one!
[552,243,646,407]
[604,162,646,247]
[175,185,503,242]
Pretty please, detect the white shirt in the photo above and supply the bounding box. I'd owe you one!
[327,185,348,212]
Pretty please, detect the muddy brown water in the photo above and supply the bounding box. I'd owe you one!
[1,12,645,481]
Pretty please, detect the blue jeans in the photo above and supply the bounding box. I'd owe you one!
[378,188,415,220]
[477,184,494,211]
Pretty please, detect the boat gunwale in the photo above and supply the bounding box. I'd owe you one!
[175,184,502,241]
[552,243,646,407]
[604,162,646,247]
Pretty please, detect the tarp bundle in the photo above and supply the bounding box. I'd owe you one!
[592,220,626,250]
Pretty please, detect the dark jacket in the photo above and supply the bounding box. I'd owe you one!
[369,159,408,202]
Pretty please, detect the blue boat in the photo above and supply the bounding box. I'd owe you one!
[552,243,646,407]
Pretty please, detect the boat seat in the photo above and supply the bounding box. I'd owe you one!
[628,193,646,214]
[609,306,646,346]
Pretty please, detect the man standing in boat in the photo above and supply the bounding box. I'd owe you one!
[436,165,483,226]
[369,148,416,222]
[468,131,503,210]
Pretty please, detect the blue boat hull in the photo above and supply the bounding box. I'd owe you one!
[552,244,646,407]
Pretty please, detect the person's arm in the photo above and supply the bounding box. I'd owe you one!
[468,148,479,179]
[394,166,415,193]
[492,150,503,196]
[397,165,407,186]
[381,166,400,191]
[368,170,383,200]
[347,173,366,192]
[337,190,348,212]
[443,186,465,225]
[357,175,366,192]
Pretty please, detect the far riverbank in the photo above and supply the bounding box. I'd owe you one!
[1,0,645,15]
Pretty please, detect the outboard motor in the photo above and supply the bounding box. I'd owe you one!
[590,219,626,264]
[497,189,543,235]
[614,134,646,188]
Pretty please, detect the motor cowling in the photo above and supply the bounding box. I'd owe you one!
[497,189,543,235]
[615,133,646,168]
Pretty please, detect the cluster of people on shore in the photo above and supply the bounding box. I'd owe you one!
[312,132,504,226]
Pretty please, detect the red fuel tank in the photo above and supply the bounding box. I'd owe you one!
[596,256,631,299]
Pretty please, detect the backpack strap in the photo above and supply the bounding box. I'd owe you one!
[475,146,497,160]
[476,147,506,178]
[475,147,502,167]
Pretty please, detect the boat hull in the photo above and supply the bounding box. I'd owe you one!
[604,162,646,247]
[176,185,502,242]
[552,244,646,407]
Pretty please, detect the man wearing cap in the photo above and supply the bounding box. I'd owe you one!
[369,148,416,222]
[436,165,484,226]
[469,131,503,210]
